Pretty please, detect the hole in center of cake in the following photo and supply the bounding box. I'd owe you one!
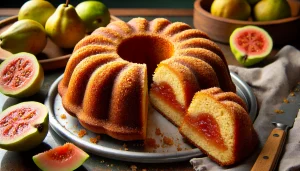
[117,35,174,80]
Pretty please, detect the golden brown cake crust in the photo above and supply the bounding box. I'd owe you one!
[171,56,220,89]
[176,48,235,92]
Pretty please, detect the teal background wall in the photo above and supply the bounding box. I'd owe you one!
[0,0,195,8]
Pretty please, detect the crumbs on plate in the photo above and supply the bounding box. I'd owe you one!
[78,129,87,138]
[90,135,101,144]
[60,114,67,119]
[275,109,284,114]
[155,128,161,136]
[123,143,129,151]
[163,136,174,146]
[290,91,295,96]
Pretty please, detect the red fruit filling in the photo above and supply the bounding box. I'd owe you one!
[186,114,227,150]
[151,82,185,113]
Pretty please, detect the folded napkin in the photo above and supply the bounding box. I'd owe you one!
[190,45,300,171]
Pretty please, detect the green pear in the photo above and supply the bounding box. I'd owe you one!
[18,0,55,27]
[45,0,86,49]
[76,1,110,33]
[0,19,47,55]
[254,0,291,21]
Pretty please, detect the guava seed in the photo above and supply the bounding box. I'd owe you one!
[34,124,44,132]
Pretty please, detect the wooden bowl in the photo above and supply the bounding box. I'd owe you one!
[193,0,300,45]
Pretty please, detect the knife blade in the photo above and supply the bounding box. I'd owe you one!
[251,83,300,171]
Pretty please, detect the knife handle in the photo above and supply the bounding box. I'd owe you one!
[251,128,286,171]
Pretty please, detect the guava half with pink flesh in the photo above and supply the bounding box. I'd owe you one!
[33,143,89,171]
[0,101,48,151]
[0,52,44,98]
[230,25,273,67]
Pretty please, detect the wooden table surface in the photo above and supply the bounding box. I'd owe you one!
[0,8,299,171]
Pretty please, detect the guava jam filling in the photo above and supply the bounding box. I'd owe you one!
[236,30,268,56]
[47,144,74,161]
[1,57,33,89]
[0,108,39,137]
[186,113,227,151]
[151,82,185,113]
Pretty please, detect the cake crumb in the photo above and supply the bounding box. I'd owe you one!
[155,128,161,135]
[275,109,284,114]
[90,135,101,144]
[130,165,137,171]
[295,88,300,92]
[163,136,174,146]
[283,98,289,103]
[78,129,87,138]
[177,147,182,151]
[122,143,129,151]
[60,114,67,119]
[290,92,295,96]
[144,138,159,148]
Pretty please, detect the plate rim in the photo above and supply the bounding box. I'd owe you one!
[45,72,257,163]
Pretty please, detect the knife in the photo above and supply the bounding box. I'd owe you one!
[251,84,300,171]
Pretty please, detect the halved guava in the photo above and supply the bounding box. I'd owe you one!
[0,52,44,98]
[33,143,89,171]
[0,101,48,151]
[229,25,273,67]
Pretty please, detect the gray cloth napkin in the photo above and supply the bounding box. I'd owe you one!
[190,45,300,171]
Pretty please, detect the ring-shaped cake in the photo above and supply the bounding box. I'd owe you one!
[58,18,236,141]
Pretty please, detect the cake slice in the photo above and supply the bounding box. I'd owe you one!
[179,87,258,166]
[150,56,220,126]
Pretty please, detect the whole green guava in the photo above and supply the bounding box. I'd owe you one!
[76,1,111,33]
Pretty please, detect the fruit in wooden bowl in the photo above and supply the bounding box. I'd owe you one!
[193,0,300,45]
[253,0,291,21]
[76,1,111,33]
[18,0,55,27]
[211,0,251,21]
[45,0,86,49]
[0,19,47,55]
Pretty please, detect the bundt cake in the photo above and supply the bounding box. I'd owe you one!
[58,17,236,141]
[179,87,258,166]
